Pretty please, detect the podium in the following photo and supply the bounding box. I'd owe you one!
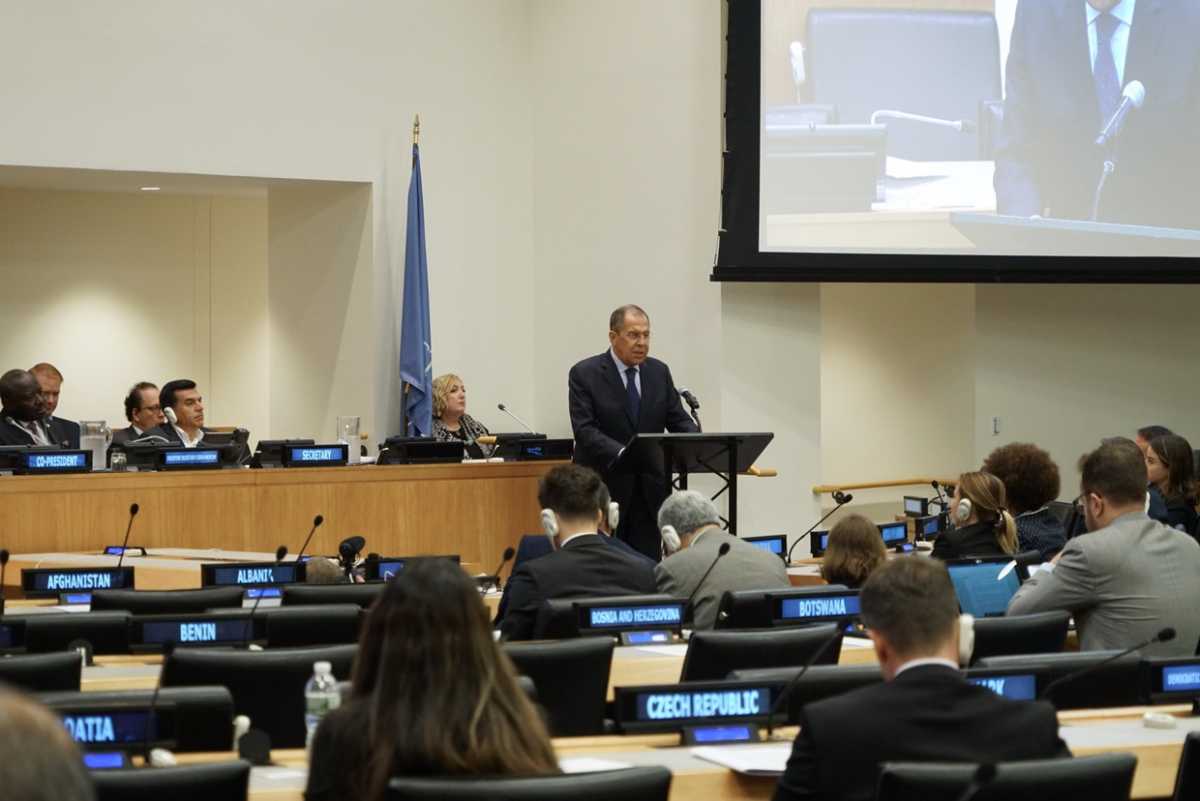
[609,432,773,536]
[949,212,1200,257]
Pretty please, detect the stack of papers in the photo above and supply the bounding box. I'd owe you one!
[691,743,791,775]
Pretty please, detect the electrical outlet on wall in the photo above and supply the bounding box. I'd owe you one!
[992,416,1001,436]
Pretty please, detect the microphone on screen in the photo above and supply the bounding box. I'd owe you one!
[683,542,731,621]
[1096,80,1146,148]
[765,618,850,739]
[1038,627,1175,703]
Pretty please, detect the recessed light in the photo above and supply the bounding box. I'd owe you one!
[140,186,160,192]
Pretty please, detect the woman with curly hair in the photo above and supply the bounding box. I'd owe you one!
[982,443,1066,559]
[821,514,888,589]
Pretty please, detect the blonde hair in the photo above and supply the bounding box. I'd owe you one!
[957,471,1018,554]
[431,373,464,419]
[821,514,888,588]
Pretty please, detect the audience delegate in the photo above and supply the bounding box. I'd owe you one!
[1008,438,1200,656]
[932,471,1019,560]
[111,381,165,445]
[981,442,1067,559]
[819,513,888,589]
[0,686,95,801]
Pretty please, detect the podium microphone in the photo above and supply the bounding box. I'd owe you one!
[1096,80,1146,148]
[295,515,324,563]
[683,542,731,620]
[679,388,702,432]
[765,618,849,739]
[496,403,535,433]
[0,549,8,616]
[787,491,852,562]
[114,503,140,582]
[1038,627,1175,703]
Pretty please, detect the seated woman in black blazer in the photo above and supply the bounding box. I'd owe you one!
[1145,434,1199,536]
[932,471,1018,561]
[305,559,558,801]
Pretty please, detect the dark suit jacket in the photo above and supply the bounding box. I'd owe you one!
[111,426,149,446]
[994,0,1200,227]
[0,414,79,449]
[567,351,696,507]
[772,665,1070,801]
[498,534,657,641]
[931,521,1010,561]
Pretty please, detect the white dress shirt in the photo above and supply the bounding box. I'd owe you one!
[173,425,204,448]
[1088,0,1136,87]
[894,657,960,677]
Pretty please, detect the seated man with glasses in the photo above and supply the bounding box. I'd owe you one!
[112,381,167,445]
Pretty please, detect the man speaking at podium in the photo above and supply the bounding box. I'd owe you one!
[994,0,1200,228]
[569,305,697,561]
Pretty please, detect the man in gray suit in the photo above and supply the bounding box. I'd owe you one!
[1008,438,1200,656]
[655,490,790,630]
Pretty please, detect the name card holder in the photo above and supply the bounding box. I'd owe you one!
[282,443,349,468]
[614,680,779,734]
[620,630,677,646]
[682,723,762,745]
[768,589,862,627]
[1141,656,1200,712]
[576,598,689,636]
[158,448,223,470]
[200,561,304,588]
[21,566,135,599]
[18,449,93,475]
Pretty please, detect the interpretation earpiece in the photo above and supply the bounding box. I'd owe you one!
[607,502,620,532]
[958,613,975,667]
[541,509,559,542]
[955,498,973,523]
[661,524,681,555]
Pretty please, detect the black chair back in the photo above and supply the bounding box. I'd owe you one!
[1175,730,1200,801]
[23,611,131,655]
[263,605,363,647]
[876,753,1136,801]
[91,586,246,614]
[974,651,1142,709]
[161,644,356,748]
[40,686,235,752]
[504,636,614,736]
[0,651,81,691]
[387,766,671,801]
[282,583,385,608]
[727,664,882,723]
[91,761,250,801]
[970,611,1070,664]
[681,624,842,682]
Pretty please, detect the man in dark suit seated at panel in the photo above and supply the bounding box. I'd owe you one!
[772,557,1069,801]
[111,382,167,445]
[0,368,68,448]
[29,362,81,448]
[994,0,1200,228]
[568,304,697,562]
[499,464,657,641]
[151,378,210,447]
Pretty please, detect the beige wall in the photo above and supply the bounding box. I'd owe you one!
[0,187,267,434]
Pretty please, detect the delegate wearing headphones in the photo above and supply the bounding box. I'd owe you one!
[932,471,1019,561]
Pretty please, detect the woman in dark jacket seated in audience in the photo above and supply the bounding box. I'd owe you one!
[1145,434,1199,536]
[821,514,888,589]
[305,559,558,801]
[932,471,1018,561]
[982,442,1067,559]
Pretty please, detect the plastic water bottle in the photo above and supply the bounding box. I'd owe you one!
[304,660,340,749]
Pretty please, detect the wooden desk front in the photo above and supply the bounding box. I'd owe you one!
[0,461,562,589]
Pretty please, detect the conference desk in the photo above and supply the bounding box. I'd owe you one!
[0,461,563,592]
[161,705,1197,801]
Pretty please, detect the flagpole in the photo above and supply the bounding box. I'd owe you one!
[400,382,410,437]
[413,114,420,146]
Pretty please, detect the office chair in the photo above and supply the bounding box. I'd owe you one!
[0,651,81,691]
[23,611,131,655]
[388,766,672,801]
[91,761,250,801]
[263,604,363,647]
[681,623,842,682]
[970,611,1070,664]
[91,586,246,614]
[974,651,1142,709]
[876,753,1136,801]
[281,582,385,608]
[1174,730,1200,801]
[41,686,235,752]
[729,663,883,725]
[504,636,614,736]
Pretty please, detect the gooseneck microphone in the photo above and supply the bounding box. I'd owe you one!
[144,639,177,766]
[1038,627,1176,703]
[486,546,516,593]
[1096,80,1147,148]
[0,549,9,616]
[931,481,948,510]
[765,618,850,739]
[684,542,731,619]
[787,491,853,562]
[114,503,140,575]
[242,546,288,647]
[496,403,535,433]
[294,515,324,563]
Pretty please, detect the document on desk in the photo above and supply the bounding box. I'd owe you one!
[559,757,635,774]
[632,643,690,657]
[692,743,791,776]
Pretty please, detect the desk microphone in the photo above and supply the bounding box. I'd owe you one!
[683,542,731,620]
[242,545,287,648]
[294,515,324,563]
[114,503,140,577]
[952,763,997,801]
[496,403,535,433]
[486,546,516,593]
[787,492,852,562]
[0,549,8,616]
[931,480,948,510]
[765,618,849,739]
[1038,627,1175,703]
[145,640,177,767]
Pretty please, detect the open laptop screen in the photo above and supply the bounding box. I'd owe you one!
[946,558,1024,618]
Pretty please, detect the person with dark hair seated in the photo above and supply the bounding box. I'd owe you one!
[499,464,657,641]
[152,379,209,447]
[932,471,1019,560]
[772,557,1069,801]
[1145,433,1199,536]
[1009,438,1200,655]
[820,514,887,589]
[982,442,1067,559]
[1135,424,1174,522]
[305,558,558,801]
[112,381,166,445]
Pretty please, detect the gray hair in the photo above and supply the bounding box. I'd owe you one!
[657,490,720,536]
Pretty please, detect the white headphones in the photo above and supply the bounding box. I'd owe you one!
[540,501,619,547]
[660,524,682,555]
[606,501,620,532]
[954,497,973,523]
